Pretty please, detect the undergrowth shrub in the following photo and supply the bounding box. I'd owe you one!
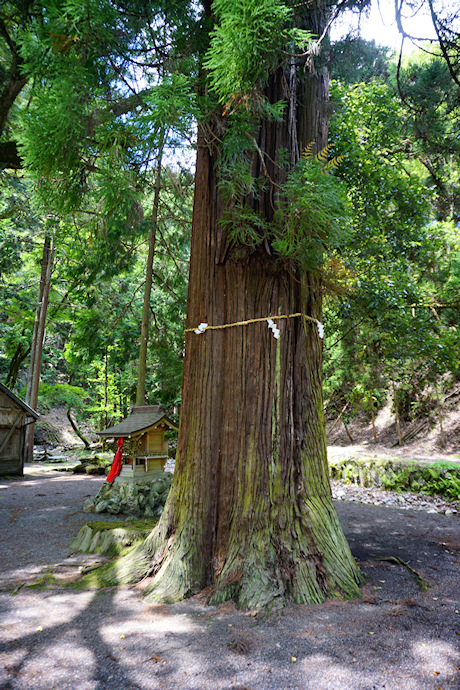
[330,456,460,501]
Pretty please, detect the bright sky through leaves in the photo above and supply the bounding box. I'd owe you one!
[331,0,438,53]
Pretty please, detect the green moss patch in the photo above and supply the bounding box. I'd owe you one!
[27,573,59,589]
[71,519,158,558]
[329,456,460,501]
[86,518,158,533]
[68,541,147,590]
[65,519,159,590]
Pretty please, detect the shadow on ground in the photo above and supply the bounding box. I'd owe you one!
[0,472,458,689]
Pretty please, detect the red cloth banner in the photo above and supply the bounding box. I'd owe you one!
[106,437,124,483]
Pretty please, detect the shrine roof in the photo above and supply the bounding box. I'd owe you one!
[97,405,178,438]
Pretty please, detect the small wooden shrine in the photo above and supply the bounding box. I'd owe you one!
[0,382,39,476]
[97,405,178,483]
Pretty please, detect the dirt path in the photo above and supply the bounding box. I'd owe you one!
[0,467,459,689]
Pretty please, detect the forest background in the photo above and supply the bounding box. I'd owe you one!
[0,0,459,452]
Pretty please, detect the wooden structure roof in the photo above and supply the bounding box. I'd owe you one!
[0,382,38,476]
[0,382,39,420]
[97,405,178,438]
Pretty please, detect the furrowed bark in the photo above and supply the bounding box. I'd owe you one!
[24,235,55,462]
[101,5,362,608]
[102,132,361,608]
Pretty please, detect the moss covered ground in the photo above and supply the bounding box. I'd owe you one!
[329,455,460,501]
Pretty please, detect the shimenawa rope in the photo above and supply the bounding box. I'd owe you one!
[185,313,324,339]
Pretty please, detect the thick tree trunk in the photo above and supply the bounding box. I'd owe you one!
[103,6,361,608]
[108,130,361,606]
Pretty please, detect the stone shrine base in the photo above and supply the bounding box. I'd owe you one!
[82,471,172,517]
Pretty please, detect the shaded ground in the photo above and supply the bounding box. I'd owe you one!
[0,466,459,689]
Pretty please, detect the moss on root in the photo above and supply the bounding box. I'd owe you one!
[84,518,158,533]
[67,542,148,590]
[27,573,59,589]
[71,519,158,558]
[137,494,362,611]
[69,478,362,610]
[62,519,159,590]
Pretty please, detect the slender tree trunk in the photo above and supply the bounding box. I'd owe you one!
[337,390,354,444]
[6,336,30,389]
[392,380,403,446]
[135,132,166,406]
[342,417,354,443]
[104,347,109,429]
[435,381,445,448]
[370,390,377,442]
[66,407,90,449]
[24,235,55,462]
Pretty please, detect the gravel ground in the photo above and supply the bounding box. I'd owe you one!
[0,464,459,690]
[330,479,459,516]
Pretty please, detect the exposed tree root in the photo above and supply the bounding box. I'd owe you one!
[374,556,429,591]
